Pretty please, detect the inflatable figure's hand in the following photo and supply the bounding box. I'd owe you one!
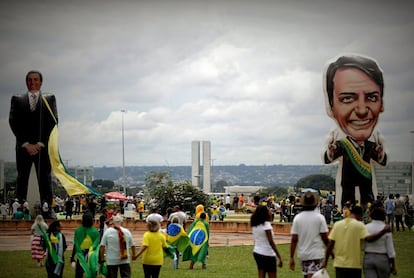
[373,131,385,161]
[326,130,338,160]
[24,143,41,156]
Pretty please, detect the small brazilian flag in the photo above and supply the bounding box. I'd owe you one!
[166,223,190,253]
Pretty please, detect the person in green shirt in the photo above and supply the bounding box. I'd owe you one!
[12,207,24,220]
[71,213,100,278]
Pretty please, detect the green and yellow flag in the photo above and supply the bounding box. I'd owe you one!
[43,96,100,196]
[38,224,61,264]
[73,226,100,278]
[182,219,209,263]
[163,242,176,260]
[166,223,190,253]
[340,138,372,179]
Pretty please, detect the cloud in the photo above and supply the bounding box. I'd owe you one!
[0,1,413,167]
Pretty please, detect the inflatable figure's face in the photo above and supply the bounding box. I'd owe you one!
[331,67,384,144]
[26,72,42,92]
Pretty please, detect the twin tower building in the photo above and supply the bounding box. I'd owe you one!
[191,141,211,194]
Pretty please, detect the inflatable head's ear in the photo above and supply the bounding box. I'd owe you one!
[323,53,384,120]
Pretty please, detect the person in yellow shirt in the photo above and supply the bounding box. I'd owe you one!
[137,199,145,220]
[51,196,57,213]
[195,204,209,222]
[323,206,390,278]
[210,205,219,221]
[133,220,168,277]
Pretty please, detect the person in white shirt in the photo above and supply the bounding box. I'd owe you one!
[168,205,187,227]
[364,206,397,277]
[146,207,164,225]
[251,205,283,278]
[0,202,9,220]
[12,199,21,215]
[225,194,231,210]
[42,200,49,219]
[290,191,329,278]
[99,215,136,278]
[55,196,64,212]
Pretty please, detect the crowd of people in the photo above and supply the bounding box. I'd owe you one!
[207,191,413,229]
[0,198,31,220]
[1,190,412,278]
[19,199,210,278]
[250,190,408,278]
[0,194,106,221]
[206,190,411,278]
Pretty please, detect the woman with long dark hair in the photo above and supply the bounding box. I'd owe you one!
[251,205,283,278]
[43,220,67,278]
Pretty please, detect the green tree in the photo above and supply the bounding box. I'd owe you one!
[145,171,171,191]
[214,180,228,193]
[145,172,210,215]
[256,186,288,201]
[52,182,69,198]
[92,179,115,190]
[294,174,335,192]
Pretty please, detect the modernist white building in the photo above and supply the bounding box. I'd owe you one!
[191,141,200,187]
[191,140,211,193]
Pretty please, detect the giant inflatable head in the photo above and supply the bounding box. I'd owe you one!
[323,54,384,144]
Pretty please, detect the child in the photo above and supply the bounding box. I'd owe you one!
[166,216,189,269]
[43,220,67,278]
[133,220,168,278]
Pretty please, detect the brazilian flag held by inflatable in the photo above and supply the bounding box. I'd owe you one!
[43,96,100,197]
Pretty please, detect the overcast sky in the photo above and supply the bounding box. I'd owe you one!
[1,1,413,167]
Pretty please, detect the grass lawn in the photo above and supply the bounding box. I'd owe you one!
[0,230,412,277]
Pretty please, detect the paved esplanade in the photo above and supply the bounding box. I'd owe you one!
[0,229,290,251]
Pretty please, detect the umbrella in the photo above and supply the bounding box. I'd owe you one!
[104,191,128,200]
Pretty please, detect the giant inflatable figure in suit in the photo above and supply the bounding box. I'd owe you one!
[9,70,58,209]
[322,55,387,208]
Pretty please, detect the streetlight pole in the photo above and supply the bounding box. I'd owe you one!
[411,131,414,195]
[211,158,216,192]
[121,109,126,195]
[410,131,414,162]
